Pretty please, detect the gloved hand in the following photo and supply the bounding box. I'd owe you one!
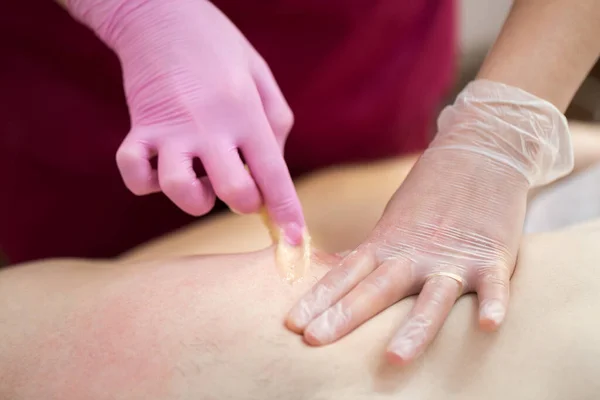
[65,0,306,245]
[286,80,574,364]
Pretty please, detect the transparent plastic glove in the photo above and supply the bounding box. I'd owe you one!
[65,0,305,245]
[286,79,574,363]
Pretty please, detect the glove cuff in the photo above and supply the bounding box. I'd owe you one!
[431,79,574,188]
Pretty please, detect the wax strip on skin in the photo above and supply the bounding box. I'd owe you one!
[241,164,312,283]
[259,206,312,284]
[259,206,280,243]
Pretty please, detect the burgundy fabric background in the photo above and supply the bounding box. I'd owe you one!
[0,0,456,263]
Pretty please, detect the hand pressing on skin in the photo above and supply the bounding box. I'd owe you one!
[62,0,305,245]
[286,80,574,364]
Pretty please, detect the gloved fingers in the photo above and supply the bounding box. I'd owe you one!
[476,265,510,331]
[303,258,414,346]
[199,144,262,215]
[116,135,160,195]
[241,120,304,245]
[157,142,216,216]
[251,55,294,149]
[286,248,378,333]
[386,273,463,365]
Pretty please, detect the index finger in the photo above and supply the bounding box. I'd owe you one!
[241,121,305,246]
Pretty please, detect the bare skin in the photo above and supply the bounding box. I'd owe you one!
[479,0,600,111]
[2,222,600,399]
[2,122,600,400]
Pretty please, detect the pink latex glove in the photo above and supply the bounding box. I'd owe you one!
[286,80,574,364]
[65,0,305,245]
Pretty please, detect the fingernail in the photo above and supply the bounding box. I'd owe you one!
[283,222,304,246]
[388,315,431,362]
[305,303,350,345]
[388,338,417,362]
[479,299,506,327]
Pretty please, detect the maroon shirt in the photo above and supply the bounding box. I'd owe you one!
[0,0,456,263]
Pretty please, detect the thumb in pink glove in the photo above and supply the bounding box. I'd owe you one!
[64,0,305,245]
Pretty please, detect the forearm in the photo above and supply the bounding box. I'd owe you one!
[477,0,600,111]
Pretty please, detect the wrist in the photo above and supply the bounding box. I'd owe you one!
[64,0,188,51]
[430,79,573,187]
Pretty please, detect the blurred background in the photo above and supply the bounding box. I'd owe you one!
[1,1,598,267]
[457,0,600,120]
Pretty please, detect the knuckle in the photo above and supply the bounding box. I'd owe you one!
[268,195,301,219]
[481,273,507,287]
[252,154,281,173]
[160,174,192,195]
[366,275,393,293]
[270,105,294,135]
[427,287,447,307]
[477,265,509,286]
[331,264,355,289]
[328,302,353,327]
[158,73,255,125]
[300,285,338,323]
[115,145,139,168]
[116,152,156,196]
[269,190,299,211]
[253,53,270,72]
[214,73,254,106]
